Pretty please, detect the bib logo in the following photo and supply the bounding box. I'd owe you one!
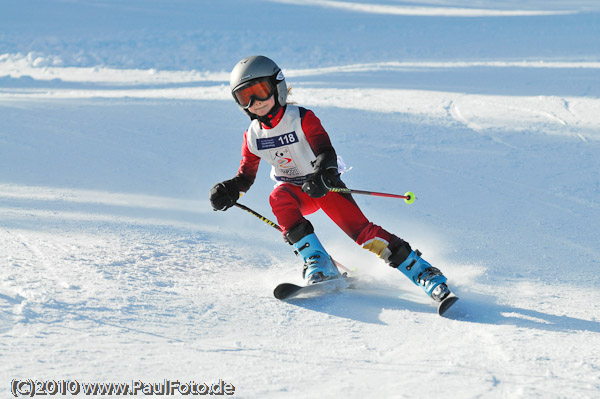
[270,147,300,176]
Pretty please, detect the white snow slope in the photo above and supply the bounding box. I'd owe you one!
[1,1,600,398]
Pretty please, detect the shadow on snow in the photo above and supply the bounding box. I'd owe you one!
[282,283,600,334]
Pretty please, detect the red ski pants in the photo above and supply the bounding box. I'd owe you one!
[269,183,406,260]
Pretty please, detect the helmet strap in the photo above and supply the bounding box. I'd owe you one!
[256,103,283,128]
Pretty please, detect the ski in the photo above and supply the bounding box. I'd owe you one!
[273,276,357,300]
[437,295,459,316]
[275,275,459,317]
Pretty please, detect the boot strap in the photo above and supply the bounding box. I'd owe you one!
[293,242,310,256]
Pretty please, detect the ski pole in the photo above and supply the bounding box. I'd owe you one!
[234,203,282,232]
[233,202,355,274]
[328,187,416,204]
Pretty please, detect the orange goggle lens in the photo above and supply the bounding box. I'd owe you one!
[233,80,274,108]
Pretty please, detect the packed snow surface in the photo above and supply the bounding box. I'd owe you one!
[1,1,599,398]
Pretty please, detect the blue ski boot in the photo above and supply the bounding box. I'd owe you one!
[392,249,450,302]
[293,233,341,284]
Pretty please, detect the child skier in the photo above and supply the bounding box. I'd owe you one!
[209,55,450,302]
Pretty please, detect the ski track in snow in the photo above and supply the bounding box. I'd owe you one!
[2,54,599,141]
[266,0,579,17]
[2,1,600,398]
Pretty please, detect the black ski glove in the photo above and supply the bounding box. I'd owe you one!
[209,178,240,211]
[301,152,339,198]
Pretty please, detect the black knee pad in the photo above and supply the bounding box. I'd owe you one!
[388,241,412,267]
[285,220,315,244]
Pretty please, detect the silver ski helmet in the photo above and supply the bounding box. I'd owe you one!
[230,55,287,110]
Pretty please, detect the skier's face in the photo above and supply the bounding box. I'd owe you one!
[248,95,275,117]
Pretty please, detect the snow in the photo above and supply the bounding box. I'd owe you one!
[1,1,600,398]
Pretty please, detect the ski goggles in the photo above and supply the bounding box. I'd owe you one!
[232,79,275,109]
